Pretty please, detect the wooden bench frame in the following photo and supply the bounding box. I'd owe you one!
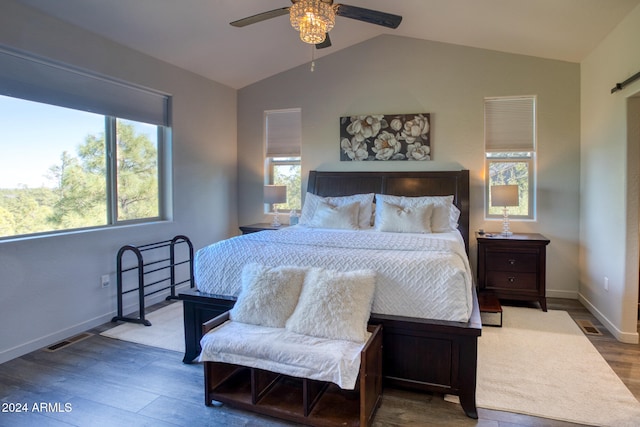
[202,312,383,427]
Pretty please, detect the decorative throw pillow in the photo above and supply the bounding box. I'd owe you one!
[376,201,433,233]
[230,263,307,328]
[285,267,376,342]
[308,200,360,230]
[374,194,456,232]
[299,192,374,229]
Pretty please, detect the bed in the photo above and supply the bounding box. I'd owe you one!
[179,169,481,418]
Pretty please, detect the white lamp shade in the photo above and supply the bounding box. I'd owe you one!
[264,185,287,204]
[491,185,519,207]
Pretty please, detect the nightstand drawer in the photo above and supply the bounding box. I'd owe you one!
[486,271,538,291]
[485,252,538,273]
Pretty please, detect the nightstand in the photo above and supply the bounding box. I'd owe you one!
[239,223,289,235]
[476,232,550,311]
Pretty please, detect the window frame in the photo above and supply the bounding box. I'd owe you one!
[264,156,302,214]
[485,153,536,220]
[107,117,166,225]
[266,157,300,184]
[0,97,169,241]
[484,95,537,220]
[263,108,302,214]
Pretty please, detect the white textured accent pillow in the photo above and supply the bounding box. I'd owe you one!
[308,200,360,230]
[230,263,307,328]
[450,204,461,229]
[300,192,374,229]
[285,267,376,342]
[376,201,433,233]
[374,194,456,232]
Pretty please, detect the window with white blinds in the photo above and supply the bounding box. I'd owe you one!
[265,109,301,157]
[484,96,535,152]
[484,96,536,220]
[264,109,302,212]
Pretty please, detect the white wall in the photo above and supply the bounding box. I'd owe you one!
[0,1,237,363]
[238,35,581,302]
[580,4,640,343]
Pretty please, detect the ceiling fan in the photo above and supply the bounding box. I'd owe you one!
[230,0,402,49]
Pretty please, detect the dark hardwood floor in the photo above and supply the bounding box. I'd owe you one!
[0,298,638,427]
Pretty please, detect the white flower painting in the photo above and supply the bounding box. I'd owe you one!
[340,113,431,161]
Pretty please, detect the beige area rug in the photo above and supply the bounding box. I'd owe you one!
[476,306,640,426]
[101,302,184,353]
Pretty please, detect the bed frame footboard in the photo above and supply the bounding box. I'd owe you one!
[368,290,481,419]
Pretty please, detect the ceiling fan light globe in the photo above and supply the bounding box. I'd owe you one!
[298,20,326,44]
[290,0,335,45]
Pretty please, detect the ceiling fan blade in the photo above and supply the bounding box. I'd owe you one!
[316,33,332,49]
[335,4,402,29]
[230,7,290,27]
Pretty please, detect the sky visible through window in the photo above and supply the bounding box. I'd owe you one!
[0,95,102,189]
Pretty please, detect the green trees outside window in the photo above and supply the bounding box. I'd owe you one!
[0,96,164,239]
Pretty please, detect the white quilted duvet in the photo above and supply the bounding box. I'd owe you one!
[194,227,473,322]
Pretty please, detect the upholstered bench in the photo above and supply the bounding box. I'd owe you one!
[198,263,383,427]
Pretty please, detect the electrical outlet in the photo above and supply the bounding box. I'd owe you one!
[101,274,110,288]
[604,276,609,291]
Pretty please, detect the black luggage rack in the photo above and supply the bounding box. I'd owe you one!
[112,235,194,326]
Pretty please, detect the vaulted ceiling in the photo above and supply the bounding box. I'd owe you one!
[16,0,640,89]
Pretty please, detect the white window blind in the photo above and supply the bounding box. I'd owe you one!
[484,96,535,152]
[265,109,301,157]
[0,47,170,127]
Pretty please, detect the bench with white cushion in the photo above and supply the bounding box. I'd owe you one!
[198,263,383,427]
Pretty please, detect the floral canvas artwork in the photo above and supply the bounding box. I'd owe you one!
[340,113,431,161]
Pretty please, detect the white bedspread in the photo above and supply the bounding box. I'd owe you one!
[198,320,367,389]
[194,227,473,322]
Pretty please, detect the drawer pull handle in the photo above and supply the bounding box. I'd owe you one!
[508,259,516,265]
[508,277,516,283]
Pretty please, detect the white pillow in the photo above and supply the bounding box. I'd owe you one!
[285,267,376,343]
[374,194,456,232]
[308,200,360,230]
[450,204,461,229]
[300,192,374,229]
[230,263,307,328]
[376,201,433,233]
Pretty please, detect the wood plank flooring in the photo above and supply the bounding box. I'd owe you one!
[0,298,638,427]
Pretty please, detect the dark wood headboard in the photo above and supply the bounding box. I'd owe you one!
[307,170,470,253]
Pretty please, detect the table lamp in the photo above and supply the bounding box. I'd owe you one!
[491,185,519,236]
[264,185,287,227]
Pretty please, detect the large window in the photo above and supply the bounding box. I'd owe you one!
[484,96,536,219]
[264,109,302,212]
[0,48,170,239]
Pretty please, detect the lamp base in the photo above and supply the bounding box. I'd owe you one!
[270,207,281,227]
[501,206,513,237]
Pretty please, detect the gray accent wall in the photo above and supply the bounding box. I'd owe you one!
[238,34,581,310]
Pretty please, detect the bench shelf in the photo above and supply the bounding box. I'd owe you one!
[203,317,383,427]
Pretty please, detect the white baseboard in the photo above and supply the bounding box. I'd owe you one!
[0,312,113,365]
[578,293,639,344]
[0,285,190,365]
